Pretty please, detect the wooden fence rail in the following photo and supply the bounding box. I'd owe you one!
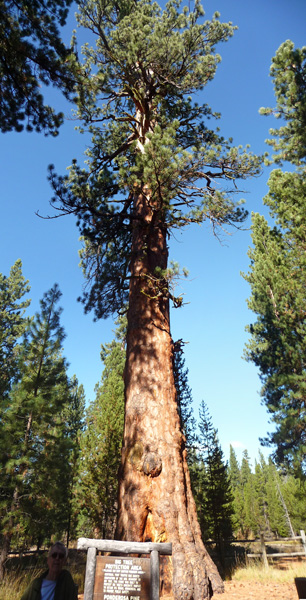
[246,530,306,566]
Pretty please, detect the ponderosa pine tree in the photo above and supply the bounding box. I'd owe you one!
[0,260,31,400]
[48,1,261,597]
[0,0,74,134]
[0,284,71,576]
[243,41,306,474]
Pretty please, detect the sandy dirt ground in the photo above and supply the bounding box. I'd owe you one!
[78,581,299,600]
[213,579,298,600]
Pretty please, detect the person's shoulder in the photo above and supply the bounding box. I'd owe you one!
[59,568,74,581]
[57,568,78,600]
[20,573,44,600]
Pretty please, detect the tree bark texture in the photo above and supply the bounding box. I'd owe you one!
[116,192,223,600]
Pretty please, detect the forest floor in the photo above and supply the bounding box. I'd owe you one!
[213,579,298,599]
[212,557,303,600]
[76,558,305,600]
[78,580,298,600]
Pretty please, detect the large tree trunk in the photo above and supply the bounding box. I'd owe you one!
[116,191,223,600]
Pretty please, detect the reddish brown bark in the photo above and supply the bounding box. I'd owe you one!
[116,191,223,600]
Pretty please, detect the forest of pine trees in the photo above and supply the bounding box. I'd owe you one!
[1,261,306,569]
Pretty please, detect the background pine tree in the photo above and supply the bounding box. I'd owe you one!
[192,400,234,565]
[173,340,197,457]
[243,41,306,474]
[74,318,125,538]
[0,285,79,575]
[0,261,30,400]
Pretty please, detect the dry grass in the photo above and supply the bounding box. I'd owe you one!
[70,564,85,593]
[0,568,43,600]
[2,556,305,599]
[232,559,306,584]
[0,565,84,600]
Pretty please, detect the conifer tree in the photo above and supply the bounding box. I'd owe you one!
[0,285,72,576]
[0,260,31,400]
[228,445,240,489]
[239,450,255,538]
[63,375,86,546]
[75,320,125,538]
[264,461,290,537]
[281,472,306,534]
[49,1,261,596]
[173,340,197,457]
[228,446,245,536]
[253,453,271,536]
[0,0,74,134]
[243,41,306,474]
[195,401,233,557]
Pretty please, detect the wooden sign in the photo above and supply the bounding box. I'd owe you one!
[77,538,172,600]
[93,556,150,600]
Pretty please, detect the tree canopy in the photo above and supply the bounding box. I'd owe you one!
[0,0,74,134]
[49,0,261,320]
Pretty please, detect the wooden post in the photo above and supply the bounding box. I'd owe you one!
[83,546,97,600]
[260,534,268,568]
[300,530,306,558]
[150,550,159,600]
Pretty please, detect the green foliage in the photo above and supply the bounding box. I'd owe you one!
[264,462,290,537]
[62,375,86,544]
[191,401,233,552]
[74,318,125,537]
[0,0,74,134]
[49,0,261,320]
[228,446,245,535]
[243,41,306,474]
[281,473,306,534]
[229,445,240,487]
[0,260,30,400]
[259,40,306,166]
[239,450,257,538]
[0,285,82,553]
[228,449,304,539]
[173,340,196,455]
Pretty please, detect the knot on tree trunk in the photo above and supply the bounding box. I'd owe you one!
[142,451,162,477]
[127,441,144,470]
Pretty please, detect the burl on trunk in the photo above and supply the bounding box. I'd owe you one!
[116,191,223,600]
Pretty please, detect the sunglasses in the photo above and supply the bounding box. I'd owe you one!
[50,552,65,559]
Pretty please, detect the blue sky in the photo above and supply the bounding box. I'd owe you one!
[1,0,305,468]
